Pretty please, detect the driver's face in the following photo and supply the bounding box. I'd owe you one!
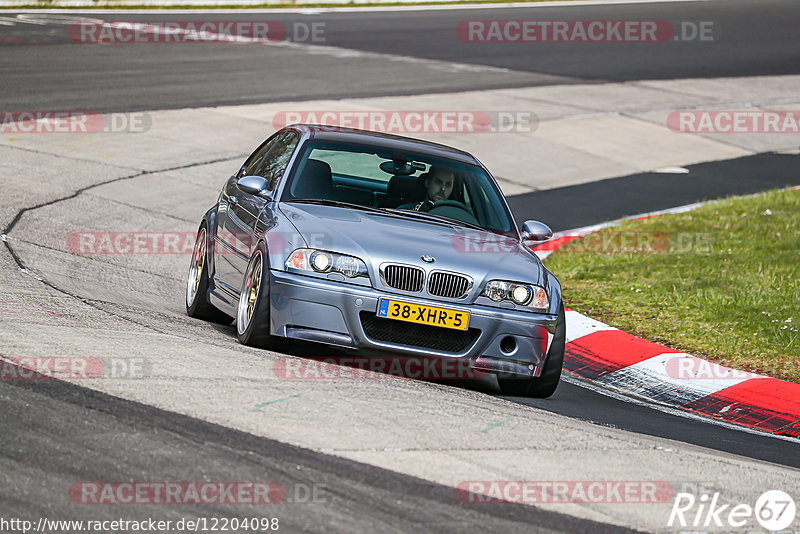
[425,172,454,202]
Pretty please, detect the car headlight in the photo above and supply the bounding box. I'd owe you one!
[310,251,331,272]
[480,280,548,310]
[286,248,368,280]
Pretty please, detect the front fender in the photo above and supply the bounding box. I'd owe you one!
[264,203,307,275]
[545,268,563,316]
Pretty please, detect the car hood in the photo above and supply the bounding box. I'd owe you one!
[279,203,547,296]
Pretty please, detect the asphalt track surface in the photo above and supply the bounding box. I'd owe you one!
[507,152,800,233]
[2,365,632,534]
[0,0,798,111]
[2,1,800,532]
[2,153,798,531]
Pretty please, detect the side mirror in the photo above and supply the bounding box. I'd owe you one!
[236,175,273,200]
[520,220,553,248]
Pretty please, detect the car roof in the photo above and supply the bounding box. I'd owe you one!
[289,124,481,166]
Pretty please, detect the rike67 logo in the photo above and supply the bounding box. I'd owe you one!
[669,488,796,531]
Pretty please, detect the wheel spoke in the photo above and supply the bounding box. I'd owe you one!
[238,252,263,334]
[186,229,206,306]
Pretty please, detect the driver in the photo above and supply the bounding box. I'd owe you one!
[399,165,454,211]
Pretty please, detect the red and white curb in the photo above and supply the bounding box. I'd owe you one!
[533,190,800,440]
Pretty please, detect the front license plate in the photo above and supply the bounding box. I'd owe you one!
[376,298,469,331]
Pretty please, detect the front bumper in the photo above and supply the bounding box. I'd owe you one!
[269,270,558,377]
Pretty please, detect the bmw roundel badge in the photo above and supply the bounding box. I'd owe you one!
[421,255,435,263]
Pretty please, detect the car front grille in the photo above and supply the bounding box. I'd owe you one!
[428,271,471,299]
[360,312,480,353]
[382,264,424,293]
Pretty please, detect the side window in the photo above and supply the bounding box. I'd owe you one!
[242,136,278,177]
[254,131,300,191]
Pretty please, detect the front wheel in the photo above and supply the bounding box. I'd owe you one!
[186,223,232,324]
[497,303,565,398]
[236,243,275,348]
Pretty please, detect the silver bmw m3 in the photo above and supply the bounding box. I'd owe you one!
[186,124,565,397]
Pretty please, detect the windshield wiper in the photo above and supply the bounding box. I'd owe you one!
[383,208,487,232]
[289,198,388,214]
[290,199,490,233]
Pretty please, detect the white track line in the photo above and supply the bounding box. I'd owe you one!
[68,19,513,74]
[1,1,711,15]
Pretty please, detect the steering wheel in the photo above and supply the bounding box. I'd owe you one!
[426,200,480,226]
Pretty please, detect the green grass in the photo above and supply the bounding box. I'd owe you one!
[546,188,800,383]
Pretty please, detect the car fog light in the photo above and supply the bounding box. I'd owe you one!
[500,336,517,354]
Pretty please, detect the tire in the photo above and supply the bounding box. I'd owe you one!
[236,242,275,348]
[186,222,233,324]
[497,302,566,398]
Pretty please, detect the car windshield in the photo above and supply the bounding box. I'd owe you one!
[282,140,515,234]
